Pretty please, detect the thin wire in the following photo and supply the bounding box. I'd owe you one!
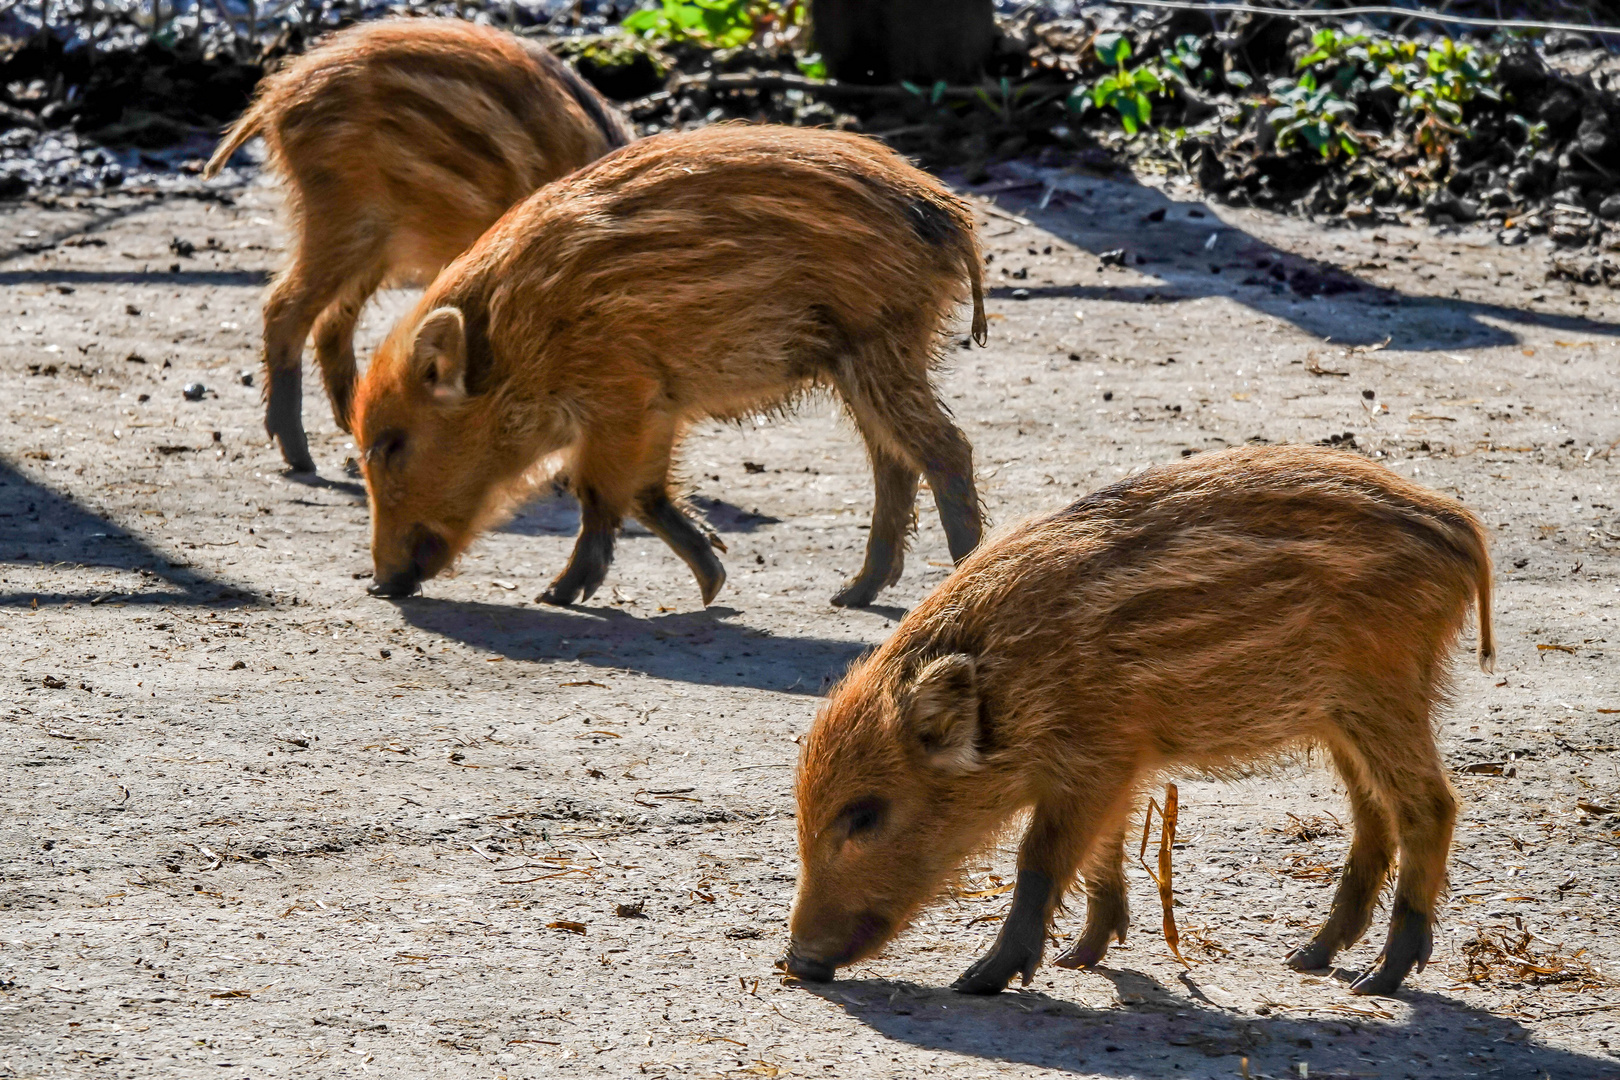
[1091,0,1620,37]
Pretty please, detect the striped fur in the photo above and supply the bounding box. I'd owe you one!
[786,445,1494,997]
[352,124,987,610]
[206,17,631,472]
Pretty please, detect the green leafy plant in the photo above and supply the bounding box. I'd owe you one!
[1157,34,1209,89]
[621,0,806,50]
[1079,33,1163,134]
[1265,71,1365,159]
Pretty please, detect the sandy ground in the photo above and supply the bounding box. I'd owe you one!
[1,160,1618,1080]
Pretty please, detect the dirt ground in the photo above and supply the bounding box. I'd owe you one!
[1,157,1617,1080]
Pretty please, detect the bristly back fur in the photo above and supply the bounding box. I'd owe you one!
[207,17,633,468]
[352,123,987,609]
[789,444,1493,985]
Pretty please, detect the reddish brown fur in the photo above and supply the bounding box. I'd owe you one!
[206,17,630,472]
[350,124,987,609]
[786,445,1494,997]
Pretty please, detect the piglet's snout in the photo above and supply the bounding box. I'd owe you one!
[779,911,892,983]
[777,947,835,983]
[368,525,448,597]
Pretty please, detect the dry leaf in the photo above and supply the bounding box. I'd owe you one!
[954,882,1015,900]
[1138,783,1187,966]
[547,920,587,934]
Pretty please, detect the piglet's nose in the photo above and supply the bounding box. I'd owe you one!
[368,525,447,597]
[367,574,421,598]
[778,949,834,983]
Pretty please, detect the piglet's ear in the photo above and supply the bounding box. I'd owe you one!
[411,307,467,403]
[902,653,981,775]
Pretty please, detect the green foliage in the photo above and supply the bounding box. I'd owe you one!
[1265,71,1363,159]
[621,0,806,50]
[1157,34,1210,90]
[1284,28,1499,156]
[1071,34,1217,136]
[1078,33,1160,134]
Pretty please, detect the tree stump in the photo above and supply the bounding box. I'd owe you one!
[810,0,996,85]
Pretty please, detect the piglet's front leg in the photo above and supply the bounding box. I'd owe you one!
[951,869,1053,995]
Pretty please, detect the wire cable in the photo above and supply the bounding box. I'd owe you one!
[1085,0,1620,37]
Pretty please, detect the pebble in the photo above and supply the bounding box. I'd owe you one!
[182,382,206,401]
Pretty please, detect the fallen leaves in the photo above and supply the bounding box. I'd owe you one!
[1276,812,1343,843]
[952,881,1015,901]
[1305,353,1349,377]
[1461,917,1612,990]
[1458,761,1515,777]
[1138,783,1187,966]
[547,920,587,935]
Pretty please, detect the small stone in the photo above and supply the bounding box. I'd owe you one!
[1424,188,1477,224]
[1600,195,1620,221]
[1011,288,1030,300]
[182,382,206,401]
[239,370,254,387]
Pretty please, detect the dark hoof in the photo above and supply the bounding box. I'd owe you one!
[274,431,316,474]
[1285,940,1335,972]
[695,561,726,607]
[1349,968,1406,997]
[1351,901,1432,996]
[831,578,882,608]
[951,932,1043,995]
[367,578,420,598]
[1053,933,1114,970]
[951,949,1032,995]
[540,561,608,607]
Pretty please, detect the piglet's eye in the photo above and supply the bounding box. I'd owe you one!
[371,430,407,467]
[839,797,888,838]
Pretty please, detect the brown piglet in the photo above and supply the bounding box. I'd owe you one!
[351,124,987,609]
[205,18,631,473]
[784,445,1495,997]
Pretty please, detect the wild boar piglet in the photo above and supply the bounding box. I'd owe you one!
[785,445,1495,997]
[206,18,630,473]
[352,124,987,608]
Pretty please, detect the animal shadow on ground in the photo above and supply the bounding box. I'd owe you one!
[285,469,367,500]
[964,166,1620,352]
[500,486,782,538]
[0,456,254,606]
[395,598,864,694]
[0,268,271,288]
[804,969,1619,1079]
